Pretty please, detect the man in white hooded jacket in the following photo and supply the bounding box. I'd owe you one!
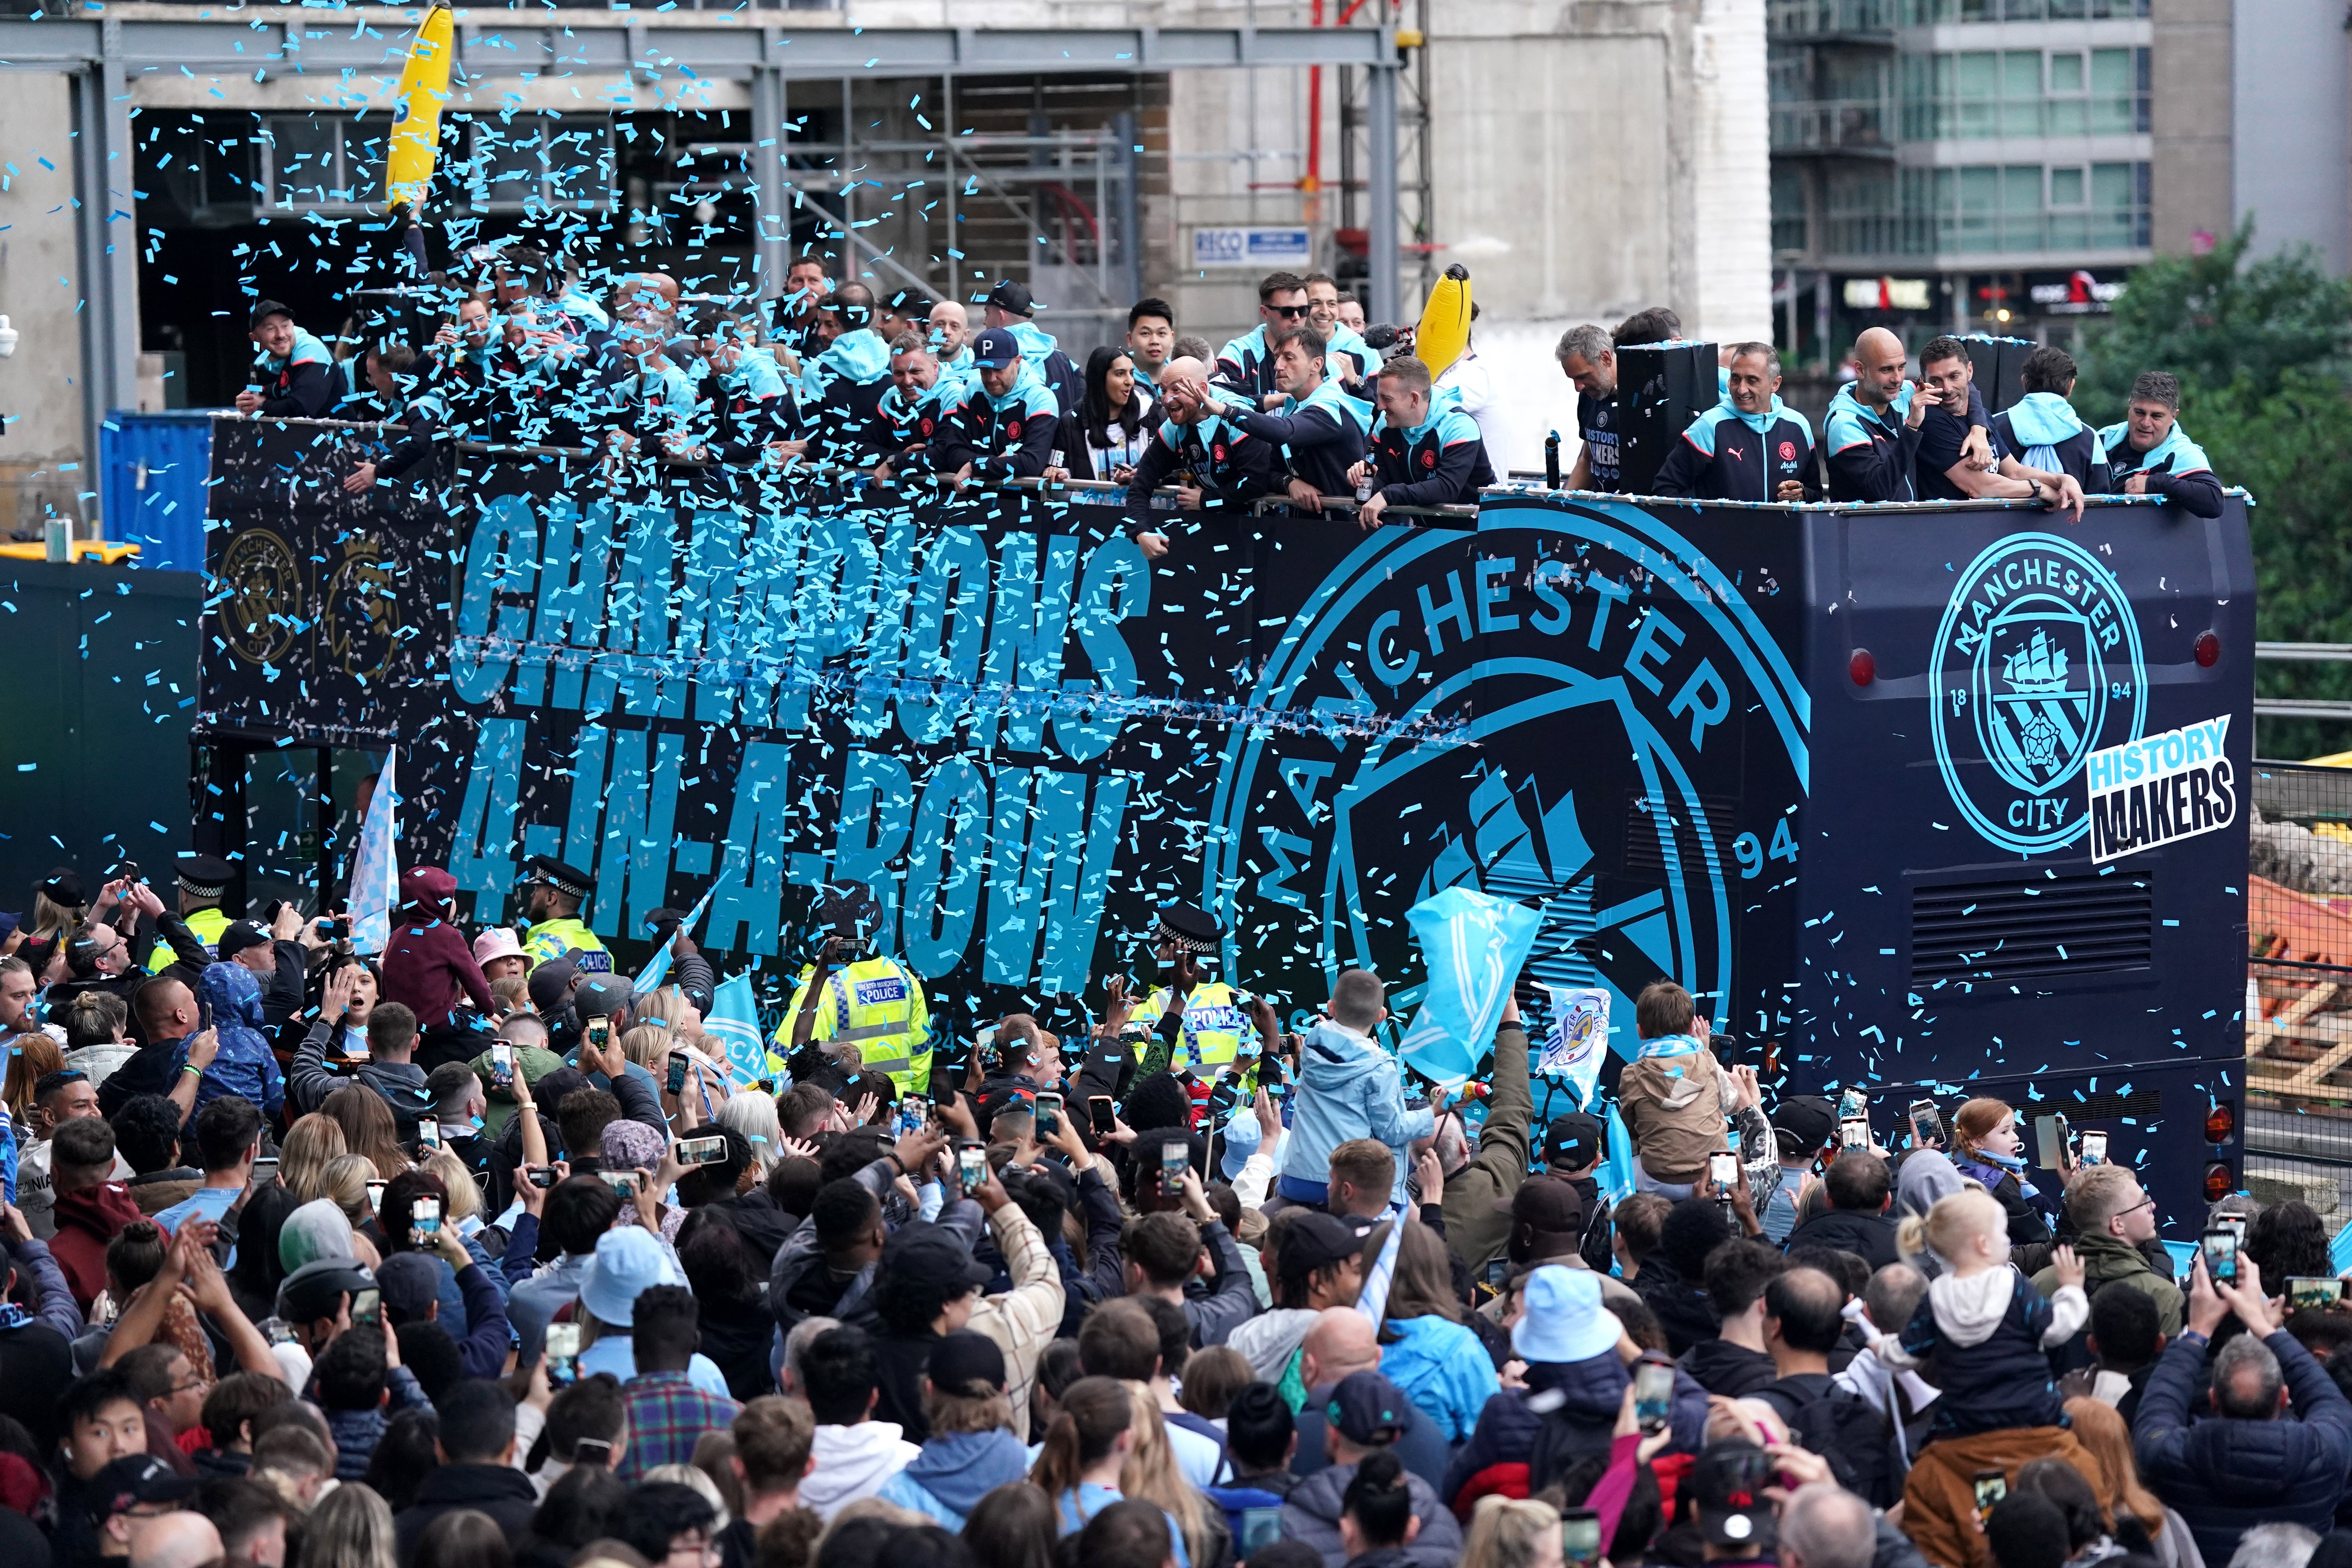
[797,1323,919,1521]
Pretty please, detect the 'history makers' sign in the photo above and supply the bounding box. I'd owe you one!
[2087,716,2238,864]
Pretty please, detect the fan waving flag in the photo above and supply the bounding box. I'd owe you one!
[704,971,771,1089]
[635,883,718,995]
[348,747,400,957]
[1398,887,1540,1085]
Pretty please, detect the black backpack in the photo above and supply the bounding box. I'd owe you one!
[1768,1379,1900,1509]
[1579,1193,1616,1274]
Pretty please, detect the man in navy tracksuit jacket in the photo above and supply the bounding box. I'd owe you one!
[935,327,1060,482]
[2098,369,2225,518]
[1822,326,1998,503]
[1349,355,1493,527]
[1201,326,1372,511]
[1988,344,2111,492]
[1655,342,1815,503]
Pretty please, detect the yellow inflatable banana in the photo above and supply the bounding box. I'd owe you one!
[1413,263,1473,379]
[384,2,455,209]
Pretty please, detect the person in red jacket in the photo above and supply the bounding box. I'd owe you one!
[47,1115,146,1314]
[382,867,497,1076]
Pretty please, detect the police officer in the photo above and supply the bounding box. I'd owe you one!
[1124,903,1260,1119]
[518,856,611,974]
[772,881,933,1095]
[145,853,236,973]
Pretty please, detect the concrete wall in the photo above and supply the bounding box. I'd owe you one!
[0,73,94,537]
[2150,0,2233,256]
[2232,0,2350,272]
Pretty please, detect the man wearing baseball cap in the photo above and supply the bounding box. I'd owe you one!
[1502,1111,1608,1267]
[982,279,1083,418]
[1438,1265,1704,1507]
[937,326,1063,484]
[214,907,308,1027]
[1756,1094,1836,1244]
[81,1453,207,1563]
[1686,1441,1781,1568]
[1280,1370,1463,1565]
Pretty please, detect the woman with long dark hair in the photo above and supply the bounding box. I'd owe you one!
[1063,346,1159,483]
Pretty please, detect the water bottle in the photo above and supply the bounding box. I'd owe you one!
[1354,476,1373,505]
[1545,429,1562,489]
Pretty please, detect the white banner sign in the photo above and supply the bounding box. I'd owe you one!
[2086,715,2236,864]
[1191,226,1313,270]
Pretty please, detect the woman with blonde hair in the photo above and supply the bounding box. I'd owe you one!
[323,1084,412,1178]
[1118,1382,1220,1568]
[297,1479,399,1568]
[279,1113,350,1204]
[55,990,133,1087]
[322,1153,377,1227]
[2063,1396,2201,1568]
[1459,1495,1565,1568]
[1947,1096,2056,1263]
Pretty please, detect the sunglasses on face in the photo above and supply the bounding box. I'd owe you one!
[1269,303,1309,318]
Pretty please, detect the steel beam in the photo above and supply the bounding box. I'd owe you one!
[1365,56,1400,328]
[0,18,1396,78]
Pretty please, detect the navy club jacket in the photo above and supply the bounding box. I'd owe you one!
[1369,401,1495,508]
[1122,413,1283,534]
[1655,402,1817,503]
[940,378,1061,480]
[872,378,966,474]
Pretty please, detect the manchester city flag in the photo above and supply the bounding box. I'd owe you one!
[1399,887,1540,1083]
[705,972,769,1089]
[349,747,400,957]
[635,882,719,996]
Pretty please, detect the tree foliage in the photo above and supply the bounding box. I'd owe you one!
[2075,223,2352,758]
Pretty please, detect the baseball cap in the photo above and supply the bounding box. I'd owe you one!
[578,1226,684,1326]
[474,926,528,968]
[1324,1371,1410,1447]
[573,975,630,1021]
[929,1329,1008,1396]
[881,1223,993,1301]
[1543,1112,1605,1169]
[978,1081,1037,1130]
[1276,1210,1362,1283]
[1772,1095,1837,1156]
[216,919,272,961]
[970,327,1023,369]
[527,954,580,1013]
[84,1455,200,1522]
[1508,1178,1588,1264]
[375,1252,441,1325]
[277,1258,375,1328]
[1509,1264,1621,1365]
[984,280,1036,318]
[1689,1442,1778,1552]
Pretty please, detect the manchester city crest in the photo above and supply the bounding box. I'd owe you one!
[1930,533,2146,856]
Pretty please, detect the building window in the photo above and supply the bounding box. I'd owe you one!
[258,115,388,211]
[1901,47,2149,141]
[460,116,616,213]
[1891,159,2149,255]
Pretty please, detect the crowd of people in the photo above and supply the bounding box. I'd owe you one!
[0,847,2333,1568]
[239,242,2229,541]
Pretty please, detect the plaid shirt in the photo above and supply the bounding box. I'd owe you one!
[618,1371,742,1482]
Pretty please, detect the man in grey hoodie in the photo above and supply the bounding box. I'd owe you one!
[1281,1371,1464,1568]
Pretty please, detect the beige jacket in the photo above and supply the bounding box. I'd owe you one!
[967,1198,1066,1442]
[1617,1047,1727,1184]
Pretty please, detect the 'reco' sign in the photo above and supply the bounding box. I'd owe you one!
[1190,227,1313,270]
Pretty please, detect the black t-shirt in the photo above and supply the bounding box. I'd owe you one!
[1913,402,1979,500]
[1578,391,1622,491]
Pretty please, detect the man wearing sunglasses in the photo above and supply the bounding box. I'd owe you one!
[1213,271,1311,410]
[2032,1162,2182,1337]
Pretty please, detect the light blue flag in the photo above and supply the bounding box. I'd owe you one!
[1601,1104,1638,1206]
[348,746,400,957]
[1399,887,1540,1083]
[704,971,768,1089]
[634,882,719,995]
[2332,1218,2352,1279]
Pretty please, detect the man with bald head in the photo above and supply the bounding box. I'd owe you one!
[100,977,219,1122]
[1822,327,2004,503]
[1120,356,1282,553]
[928,299,974,389]
[129,1510,225,1568]
[1291,1305,1454,1488]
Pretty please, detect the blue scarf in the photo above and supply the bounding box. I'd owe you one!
[1637,1034,1702,1060]
[1718,389,1786,438]
[1963,1147,2040,1202]
[2097,418,2210,480]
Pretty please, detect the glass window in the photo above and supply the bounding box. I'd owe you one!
[2050,166,2087,205]
[2001,52,2043,134]
[263,116,337,208]
[2050,52,2084,91]
[2090,47,2137,132]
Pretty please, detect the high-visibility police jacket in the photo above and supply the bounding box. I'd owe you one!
[773,956,933,1093]
[524,917,612,973]
[147,907,232,973]
[1126,981,1258,1076]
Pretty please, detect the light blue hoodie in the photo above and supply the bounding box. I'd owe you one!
[1277,1020,1434,1206]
